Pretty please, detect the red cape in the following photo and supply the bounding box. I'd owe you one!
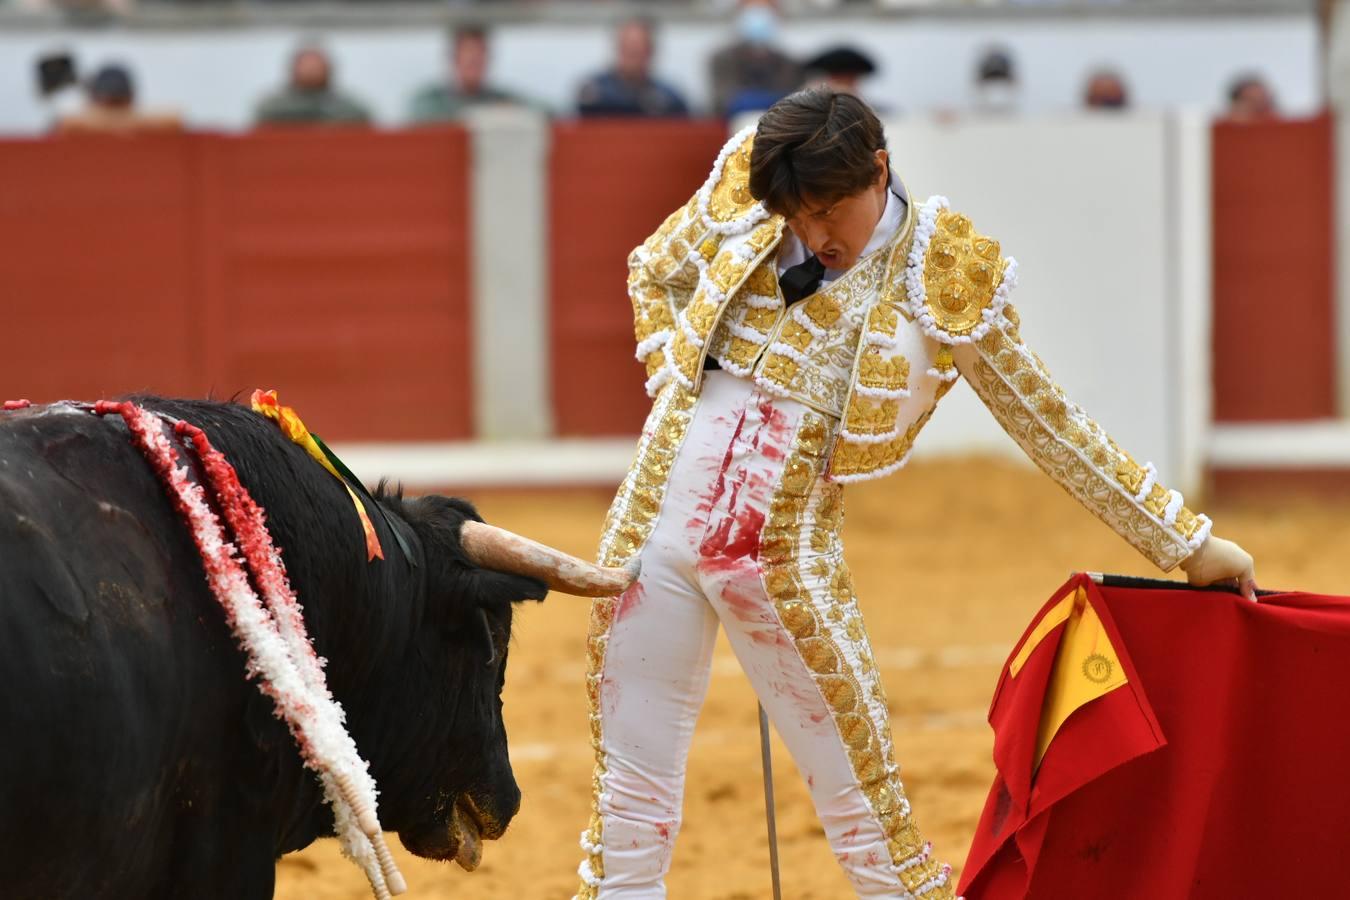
[961,573,1350,900]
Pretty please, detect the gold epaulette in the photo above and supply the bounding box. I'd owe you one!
[911,202,1015,380]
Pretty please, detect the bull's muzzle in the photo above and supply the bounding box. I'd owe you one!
[459,521,640,597]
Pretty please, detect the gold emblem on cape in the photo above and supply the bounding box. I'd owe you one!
[707,133,758,223]
[923,210,1004,337]
[1082,652,1114,684]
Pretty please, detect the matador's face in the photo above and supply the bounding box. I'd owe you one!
[783,150,890,273]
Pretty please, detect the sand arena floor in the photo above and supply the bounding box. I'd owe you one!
[275,456,1350,900]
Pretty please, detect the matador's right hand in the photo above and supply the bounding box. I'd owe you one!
[1179,535,1258,602]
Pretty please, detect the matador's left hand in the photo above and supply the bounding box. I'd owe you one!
[1179,535,1258,602]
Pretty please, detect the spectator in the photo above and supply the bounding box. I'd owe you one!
[972,46,1019,115]
[255,44,370,127]
[57,63,181,134]
[1226,73,1278,122]
[803,46,877,97]
[709,0,802,118]
[409,26,526,123]
[576,17,688,118]
[1083,68,1130,111]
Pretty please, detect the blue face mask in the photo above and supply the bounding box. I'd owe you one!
[737,5,780,46]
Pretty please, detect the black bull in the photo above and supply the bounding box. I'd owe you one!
[0,398,548,898]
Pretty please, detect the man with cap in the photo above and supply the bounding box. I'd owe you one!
[972,46,1019,115]
[804,45,877,97]
[57,63,181,134]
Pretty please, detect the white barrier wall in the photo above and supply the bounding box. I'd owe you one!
[0,13,1319,133]
[882,114,1210,495]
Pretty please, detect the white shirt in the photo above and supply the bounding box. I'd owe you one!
[775,175,909,286]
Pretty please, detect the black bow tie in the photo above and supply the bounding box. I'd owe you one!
[779,255,826,304]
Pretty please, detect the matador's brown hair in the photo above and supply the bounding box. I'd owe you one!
[748,88,888,218]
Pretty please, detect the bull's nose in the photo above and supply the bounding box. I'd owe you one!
[492,786,520,837]
[467,787,517,841]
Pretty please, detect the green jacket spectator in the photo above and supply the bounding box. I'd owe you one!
[409,25,534,123]
[408,83,521,123]
[255,45,370,126]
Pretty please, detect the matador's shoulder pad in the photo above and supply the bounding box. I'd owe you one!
[701,129,759,227]
[909,201,1016,346]
[695,125,774,239]
[636,126,778,289]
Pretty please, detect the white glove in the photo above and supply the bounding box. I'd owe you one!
[1179,534,1258,602]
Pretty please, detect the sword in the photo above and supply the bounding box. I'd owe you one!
[1083,572,1274,597]
[758,702,783,900]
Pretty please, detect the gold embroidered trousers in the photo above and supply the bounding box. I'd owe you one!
[576,371,957,899]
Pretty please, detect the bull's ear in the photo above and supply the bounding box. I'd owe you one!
[463,568,548,608]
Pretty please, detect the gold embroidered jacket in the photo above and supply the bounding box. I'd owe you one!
[627,127,1210,570]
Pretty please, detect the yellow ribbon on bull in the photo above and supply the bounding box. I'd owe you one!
[250,389,384,562]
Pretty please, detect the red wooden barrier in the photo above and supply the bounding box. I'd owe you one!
[1,135,200,401]
[0,128,473,442]
[4,120,1336,444]
[1212,115,1336,421]
[548,120,730,436]
[196,128,473,441]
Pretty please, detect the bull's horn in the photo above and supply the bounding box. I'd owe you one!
[459,521,640,598]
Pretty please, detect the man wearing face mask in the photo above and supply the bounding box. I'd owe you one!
[709,0,802,117]
[574,88,1257,899]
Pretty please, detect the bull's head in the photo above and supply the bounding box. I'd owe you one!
[380,494,635,872]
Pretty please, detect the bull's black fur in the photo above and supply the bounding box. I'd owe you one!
[0,397,546,898]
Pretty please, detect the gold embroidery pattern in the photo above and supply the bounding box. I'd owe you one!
[857,348,910,392]
[830,209,935,481]
[843,397,901,437]
[828,381,954,480]
[627,194,708,392]
[706,132,758,224]
[628,261,677,378]
[963,313,1199,570]
[754,249,892,416]
[673,220,784,388]
[923,210,1004,339]
[579,384,699,899]
[761,413,954,897]
[704,258,784,374]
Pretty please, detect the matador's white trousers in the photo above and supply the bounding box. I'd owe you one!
[576,372,955,899]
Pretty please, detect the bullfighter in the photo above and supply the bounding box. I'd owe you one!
[576,88,1257,899]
